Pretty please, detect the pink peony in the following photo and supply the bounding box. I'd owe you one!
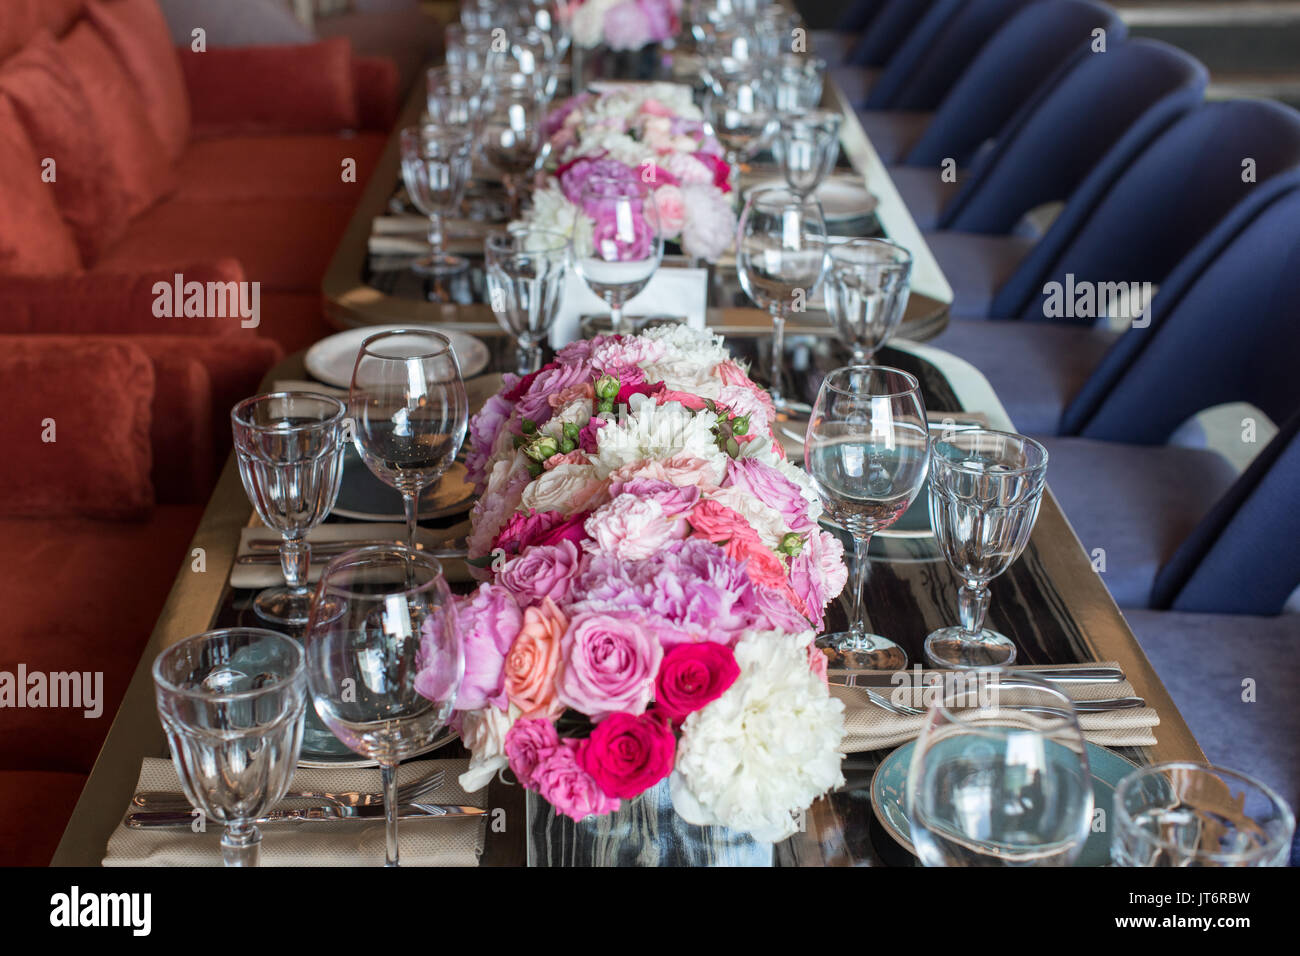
[606,477,700,519]
[585,494,687,561]
[577,711,676,799]
[607,454,722,491]
[433,584,521,712]
[532,740,621,820]
[651,184,686,235]
[557,610,663,720]
[504,718,560,788]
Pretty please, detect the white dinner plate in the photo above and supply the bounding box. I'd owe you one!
[305,324,491,388]
[745,176,879,221]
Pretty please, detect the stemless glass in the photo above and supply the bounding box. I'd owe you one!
[736,185,827,414]
[925,429,1049,669]
[400,124,474,276]
[824,238,913,364]
[305,546,461,867]
[349,329,469,548]
[1114,762,1295,867]
[705,66,775,186]
[572,176,664,336]
[231,392,347,625]
[485,226,569,374]
[480,73,545,219]
[775,110,841,199]
[805,366,929,671]
[907,675,1094,866]
[153,628,307,867]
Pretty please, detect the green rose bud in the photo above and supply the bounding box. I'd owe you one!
[526,459,545,478]
[559,438,576,455]
[731,414,750,437]
[597,399,615,415]
[779,533,804,557]
[525,435,559,462]
[562,421,582,444]
[520,418,538,435]
[595,374,619,401]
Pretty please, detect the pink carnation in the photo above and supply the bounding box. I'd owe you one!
[505,718,561,788]
[532,740,621,820]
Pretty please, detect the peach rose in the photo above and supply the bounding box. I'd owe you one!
[503,599,568,720]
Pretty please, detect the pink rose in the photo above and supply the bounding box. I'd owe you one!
[657,388,708,410]
[725,531,791,590]
[639,96,675,118]
[427,584,520,712]
[651,184,686,235]
[499,541,581,607]
[654,642,740,724]
[503,599,568,719]
[504,718,560,788]
[557,610,664,720]
[606,477,700,519]
[788,528,848,630]
[544,450,588,470]
[577,711,676,799]
[715,360,751,387]
[549,382,595,410]
[533,740,621,820]
[494,509,592,556]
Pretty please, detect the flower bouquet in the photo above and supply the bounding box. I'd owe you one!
[522,83,737,263]
[420,327,848,842]
[570,0,680,52]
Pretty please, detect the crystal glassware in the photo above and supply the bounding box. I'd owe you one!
[349,329,469,549]
[775,110,841,199]
[925,428,1049,668]
[571,176,664,336]
[768,54,827,112]
[153,627,307,867]
[231,392,347,626]
[824,237,913,364]
[426,66,486,136]
[805,366,929,671]
[444,24,496,73]
[907,674,1094,866]
[736,185,827,414]
[400,124,474,276]
[705,66,775,181]
[1114,762,1295,866]
[486,226,569,375]
[304,546,461,867]
[487,26,557,102]
[480,73,545,219]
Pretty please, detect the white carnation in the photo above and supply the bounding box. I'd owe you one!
[590,395,724,477]
[525,186,593,257]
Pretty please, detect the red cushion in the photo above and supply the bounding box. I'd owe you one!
[0,771,86,865]
[180,37,361,136]
[0,98,82,277]
[174,132,386,203]
[58,20,175,225]
[0,0,86,61]
[84,0,190,162]
[0,337,154,519]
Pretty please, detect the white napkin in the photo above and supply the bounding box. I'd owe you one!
[551,266,709,347]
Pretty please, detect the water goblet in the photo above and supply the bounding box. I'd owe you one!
[485,226,569,374]
[480,73,546,219]
[925,428,1049,668]
[775,110,841,199]
[488,27,557,102]
[400,124,474,276]
[153,628,307,867]
[444,24,496,74]
[304,547,461,867]
[805,366,929,672]
[349,329,469,549]
[824,238,912,364]
[571,176,664,336]
[231,392,347,626]
[705,66,775,180]
[426,66,486,136]
[907,674,1094,866]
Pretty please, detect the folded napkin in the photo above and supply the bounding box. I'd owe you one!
[104,758,486,867]
[837,661,1159,752]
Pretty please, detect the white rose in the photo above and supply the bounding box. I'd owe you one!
[458,704,519,792]
[520,462,603,514]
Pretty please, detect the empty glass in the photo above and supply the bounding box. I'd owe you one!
[400,124,473,276]
[444,24,496,74]
[907,675,1094,866]
[705,67,775,185]
[1114,762,1295,866]
[480,73,545,219]
[426,66,486,135]
[824,238,913,364]
[349,329,469,549]
[231,392,347,625]
[805,366,929,671]
[153,628,307,867]
[486,226,569,374]
[925,429,1049,669]
[736,185,827,414]
[775,110,841,199]
[305,546,461,867]
[487,27,557,102]
[572,176,664,336]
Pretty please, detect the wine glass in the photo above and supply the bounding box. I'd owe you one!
[775,110,841,199]
[487,27,557,102]
[400,124,473,276]
[704,66,775,184]
[572,176,664,336]
[486,226,569,375]
[426,66,486,135]
[925,429,1049,669]
[1114,762,1295,867]
[824,238,913,364]
[736,185,827,414]
[304,546,461,867]
[527,0,571,61]
[153,628,307,867]
[444,24,496,73]
[231,392,347,626]
[755,3,801,59]
[480,73,545,219]
[349,329,469,549]
[805,366,929,672]
[907,674,1094,866]
[768,54,827,112]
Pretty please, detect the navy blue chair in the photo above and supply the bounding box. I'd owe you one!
[826,0,941,104]
[809,0,885,68]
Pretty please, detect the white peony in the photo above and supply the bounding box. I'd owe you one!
[590,396,725,477]
[526,186,592,257]
[459,704,519,792]
[670,629,845,841]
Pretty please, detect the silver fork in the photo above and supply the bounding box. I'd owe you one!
[132,769,447,812]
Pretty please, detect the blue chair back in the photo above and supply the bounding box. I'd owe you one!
[906,0,1125,167]
[836,0,886,32]
[846,0,938,67]
[939,39,1207,234]
[864,0,1038,111]
[998,99,1300,321]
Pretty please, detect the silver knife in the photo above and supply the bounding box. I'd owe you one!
[124,803,486,829]
[828,666,1125,688]
[238,548,467,565]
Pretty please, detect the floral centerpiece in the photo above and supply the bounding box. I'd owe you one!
[570,0,680,52]
[419,327,849,842]
[523,83,737,263]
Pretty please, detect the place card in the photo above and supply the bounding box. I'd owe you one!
[550,266,709,347]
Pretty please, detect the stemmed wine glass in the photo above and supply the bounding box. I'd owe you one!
[153,628,307,867]
[907,674,1094,866]
[768,54,827,111]
[304,546,461,867]
[704,66,775,190]
[487,27,557,102]
[426,66,486,135]
[572,176,664,336]
[400,124,474,276]
[736,185,827,415]
[775,110,841,200]
[805,366,930,672]
[231,392,347,626]
[444,24,495,73]
[824,238,913,364]
[349,329,469,549]
[925,429,1049,668]
[486,226,569,374]
[480,72,546,219]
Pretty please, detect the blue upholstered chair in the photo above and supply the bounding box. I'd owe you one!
[808,0,886,66]
[825,0,941,105]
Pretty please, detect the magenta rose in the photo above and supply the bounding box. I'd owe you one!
[577,711,676,799]
[504,718,561,788]
[420,584,520,711]
[532,510,593,548]
[532,740,621,820]
[557,610,664,720]
[654,641,740,724]
[498,540,581,606]
[493,509,591,556]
